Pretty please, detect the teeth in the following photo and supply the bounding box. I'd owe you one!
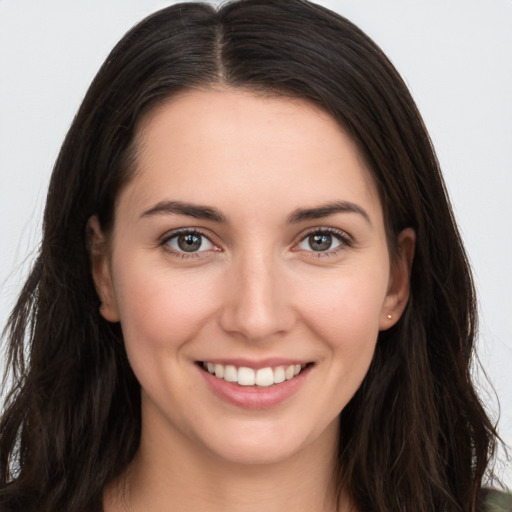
[214,364,224,378]
[202,362,307,387]
[224,364,238,383]
[255,367,274,387]
[237,367,255,386]
[273,366,286,383]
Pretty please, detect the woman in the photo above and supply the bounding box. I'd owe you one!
[0,1,508,511]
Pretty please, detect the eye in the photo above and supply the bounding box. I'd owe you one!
[163,230,215,254]
[297,229,349,253]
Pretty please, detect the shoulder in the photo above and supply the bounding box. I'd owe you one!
[480,488,512,512]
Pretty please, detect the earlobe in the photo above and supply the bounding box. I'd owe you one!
[380,228,415,330]
[87,215,120,323]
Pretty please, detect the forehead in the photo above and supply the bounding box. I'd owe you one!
[119,88,382,225]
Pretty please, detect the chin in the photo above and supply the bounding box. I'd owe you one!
[207,437,306,466]
[194,416,339,467]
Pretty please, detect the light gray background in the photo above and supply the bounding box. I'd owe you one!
[1,0,511,486]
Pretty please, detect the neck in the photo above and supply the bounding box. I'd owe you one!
[104,407,353,512]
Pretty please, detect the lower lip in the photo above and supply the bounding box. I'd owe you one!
[197,364,312,410]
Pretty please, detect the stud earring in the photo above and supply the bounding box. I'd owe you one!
[387,314,392,319]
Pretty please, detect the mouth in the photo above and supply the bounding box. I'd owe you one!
[198,361,313,388]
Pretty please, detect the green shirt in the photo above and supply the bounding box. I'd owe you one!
[482,489,512,512]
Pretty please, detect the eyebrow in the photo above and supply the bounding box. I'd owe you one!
[140,200,227,223]
[287,201,372,225]
[140,199,371,226]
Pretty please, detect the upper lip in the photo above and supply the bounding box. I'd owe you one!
[197,358,313,370]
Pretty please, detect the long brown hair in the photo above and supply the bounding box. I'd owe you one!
[0,1,498,511]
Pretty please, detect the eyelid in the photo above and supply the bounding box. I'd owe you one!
[159,227,221,257]
[158,226,353,259]
[293,226,354,255]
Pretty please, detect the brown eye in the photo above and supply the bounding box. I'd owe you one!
[297,230,345,253]
[178,233,202,252]
[308,234,333,251]
[165,231,214,253]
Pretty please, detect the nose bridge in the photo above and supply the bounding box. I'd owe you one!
[220,244,292,340]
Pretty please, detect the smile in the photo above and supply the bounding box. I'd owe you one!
[201,362,308,387]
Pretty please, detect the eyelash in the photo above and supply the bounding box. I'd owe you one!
[160,228,218,259]
[295,227,353,258]
[159,227,353,259]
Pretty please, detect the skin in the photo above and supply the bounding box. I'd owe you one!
[91,88,415,512]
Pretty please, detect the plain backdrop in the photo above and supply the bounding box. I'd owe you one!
[0,0,511,486]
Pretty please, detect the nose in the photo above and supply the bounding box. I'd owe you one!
[218,251,295,341]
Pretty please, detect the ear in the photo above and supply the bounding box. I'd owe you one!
[379,228,415,330]
[87,215,120,323]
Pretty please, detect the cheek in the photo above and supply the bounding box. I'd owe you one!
[112,258,221,354]
[295,260,389,352]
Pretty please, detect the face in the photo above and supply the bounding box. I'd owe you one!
[91,88,413,467]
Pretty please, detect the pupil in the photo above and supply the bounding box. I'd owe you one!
[309,233,332,251]
[178,233,202,252]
